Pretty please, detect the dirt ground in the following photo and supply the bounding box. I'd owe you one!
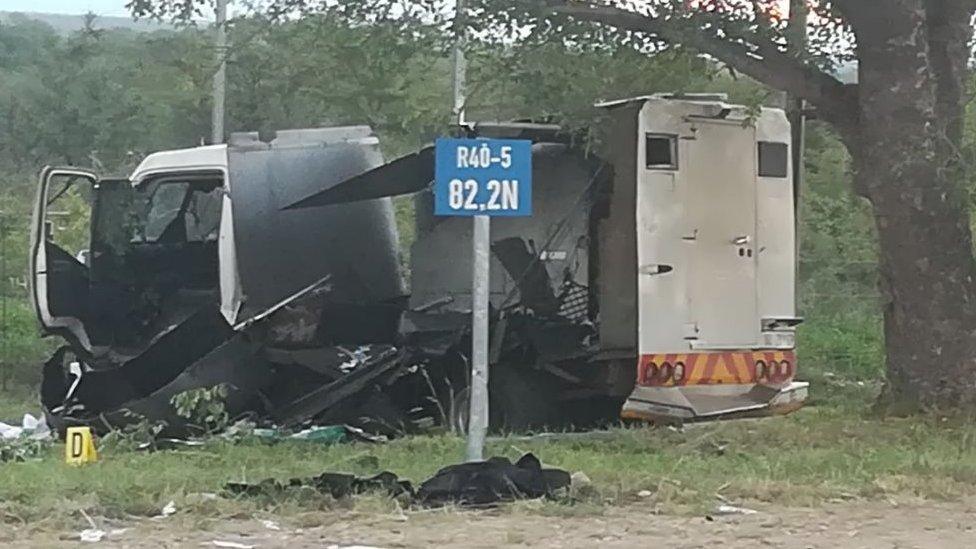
[10,498,976,548]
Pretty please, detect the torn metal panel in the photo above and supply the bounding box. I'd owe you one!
[263,347,349,380]
[273,346,405,427]
[398,310,468,355]
[466,121,565,142]
[99,334,273,436]
[49,309,233,416]
[521,320,594,363]
[316,302,405,345]
[227,127,405,323]
[284,146,435,209]
[491,237,559,317]
[41,309,236,431]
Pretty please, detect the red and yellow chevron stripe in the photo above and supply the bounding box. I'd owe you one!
[638,351,796,387]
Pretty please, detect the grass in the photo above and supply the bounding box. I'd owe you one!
[5,308,957,531]
[0,383,40,423]
[5,405,976,528]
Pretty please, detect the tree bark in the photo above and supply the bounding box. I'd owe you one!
[848,1,976,411]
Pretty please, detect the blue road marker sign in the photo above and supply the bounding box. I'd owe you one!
[434,138,532,217]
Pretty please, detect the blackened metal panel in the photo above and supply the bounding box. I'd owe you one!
[101,334,273,436]
[227,127,406,319]
[409,144,596,314]
[284,146,435,208]
[597,104,640,353]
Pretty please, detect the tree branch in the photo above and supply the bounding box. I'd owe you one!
[539,0,858,129]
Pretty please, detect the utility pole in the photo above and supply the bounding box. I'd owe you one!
[212,0,228,145]
[451,0,467,124]
[453,0,489,463]
[787,0,807,210]
[787,0,807,299]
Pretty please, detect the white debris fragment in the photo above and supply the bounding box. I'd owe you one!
[261,519,281,531]
[714,504,759,516]
[161,501,177,517]
[210,541,255,549]
[637,490,653,498]
[0,413,51,440]
[80,529,106,543]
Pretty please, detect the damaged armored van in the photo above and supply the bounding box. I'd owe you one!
[32,95,810,436]
[30,127,416,435]
[289,95,810,428]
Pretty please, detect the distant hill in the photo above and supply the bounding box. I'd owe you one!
[0,11,174,34]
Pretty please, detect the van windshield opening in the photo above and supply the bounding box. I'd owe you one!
[132,177,223,244]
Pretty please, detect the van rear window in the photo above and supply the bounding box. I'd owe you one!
[758,142,789,178]
[646,134,678,170]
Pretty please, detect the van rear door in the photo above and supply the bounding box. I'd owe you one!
[684,120,760,348]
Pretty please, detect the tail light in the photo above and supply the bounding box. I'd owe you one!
[643,362,659,384]
[659,362,673,382]
[755,360,767,381]
[673,362,686,383]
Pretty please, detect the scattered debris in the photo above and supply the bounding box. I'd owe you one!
[226,470,413,500]
[417,453,571,506]
[260,519,281,531]
[251,425,385,444]
[137,439,206,452]
[637,490,653,498]
[154,501,177,519]
[226,453,570,508]
[76,511,128,543]
[210,541,254,549]
[79,529,106,543]
[713,504,759,516]
[131,423,384,453]
[0,413,50,440]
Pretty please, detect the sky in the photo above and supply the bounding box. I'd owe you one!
[1,0,133,16]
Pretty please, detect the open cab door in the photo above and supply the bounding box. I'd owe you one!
[30,167,99,351]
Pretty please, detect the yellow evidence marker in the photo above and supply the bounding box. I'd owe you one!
[65,426,98,465]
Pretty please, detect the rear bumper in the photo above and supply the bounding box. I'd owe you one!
[621,381,809,422]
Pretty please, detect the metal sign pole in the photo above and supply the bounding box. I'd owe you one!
[467,215,490,461]
[451,0,488,462]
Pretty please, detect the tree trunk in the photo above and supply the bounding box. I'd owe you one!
[847,1,976,411]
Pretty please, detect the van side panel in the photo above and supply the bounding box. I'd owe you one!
[597,104,641,354]
[227,128,405,320]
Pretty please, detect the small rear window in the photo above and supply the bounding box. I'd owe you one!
[646,134,678,170]
[758,142,789,178]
